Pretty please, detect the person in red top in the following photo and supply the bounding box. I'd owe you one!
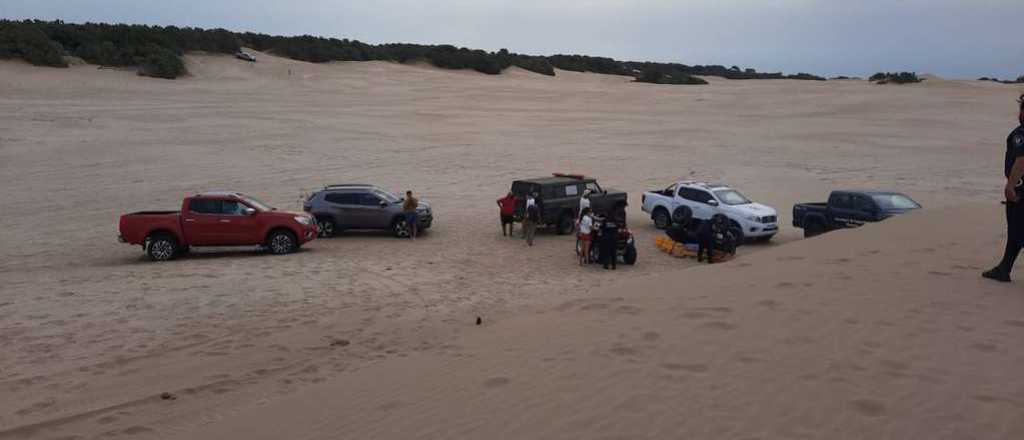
[497,191,517,237]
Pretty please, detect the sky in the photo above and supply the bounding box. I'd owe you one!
[3,0,1022,79]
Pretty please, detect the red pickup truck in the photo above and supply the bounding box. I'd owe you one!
[118,192,317,261]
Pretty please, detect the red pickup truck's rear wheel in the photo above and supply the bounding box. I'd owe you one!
[146,233,179,262]
[267,229,298,255]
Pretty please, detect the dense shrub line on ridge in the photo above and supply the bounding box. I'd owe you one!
[1,19,829,83]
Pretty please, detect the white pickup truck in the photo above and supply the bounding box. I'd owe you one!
[641,181,779,241]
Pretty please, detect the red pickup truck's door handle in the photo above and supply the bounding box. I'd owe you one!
[184,218,195,223]
[219,219,231,223]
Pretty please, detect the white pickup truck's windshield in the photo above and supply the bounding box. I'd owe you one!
[242,196,274,211]
[713,189,751,205]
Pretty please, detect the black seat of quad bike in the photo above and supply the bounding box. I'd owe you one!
[672,206,693,225]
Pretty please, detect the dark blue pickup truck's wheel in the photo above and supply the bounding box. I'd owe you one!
[146,233,179,262]
[267,230,298,254]
[804,220,825,238]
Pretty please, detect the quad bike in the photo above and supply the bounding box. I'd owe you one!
[576,216,637,265]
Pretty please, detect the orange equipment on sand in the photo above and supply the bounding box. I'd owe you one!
[654,236,734,263]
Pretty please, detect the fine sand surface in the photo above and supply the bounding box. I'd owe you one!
[0,50,1022,439]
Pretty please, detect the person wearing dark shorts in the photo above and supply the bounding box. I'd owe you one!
[403,190,419,240]
[983,94,1024,282]
[497,192,516,237]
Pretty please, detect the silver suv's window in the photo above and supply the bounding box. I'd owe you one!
[358,193,382,206]
[374,190,401,203]
[325,192,359,205]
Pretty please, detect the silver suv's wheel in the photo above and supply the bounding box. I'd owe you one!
[316,217,336,237]
[392,218,410,238]
[267,230,297,254]
[147,234,178,262]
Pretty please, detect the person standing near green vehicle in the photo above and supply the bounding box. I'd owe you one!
[523,193,539,246]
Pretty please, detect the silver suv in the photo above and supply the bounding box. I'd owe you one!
[303,184,433,238]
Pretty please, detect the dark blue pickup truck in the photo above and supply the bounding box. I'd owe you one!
[792,190,921,238]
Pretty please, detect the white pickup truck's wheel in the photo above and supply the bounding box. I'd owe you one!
[652,208,671,229]
[146,234,178,262]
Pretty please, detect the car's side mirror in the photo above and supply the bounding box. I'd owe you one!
[244,207,256,216]
[379,200,388,208]
[707,200,719,207]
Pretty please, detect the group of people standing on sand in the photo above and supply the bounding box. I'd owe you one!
[496,191,539,246]
[498,190,620,269]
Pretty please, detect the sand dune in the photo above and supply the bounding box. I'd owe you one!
[0,50,1022,439]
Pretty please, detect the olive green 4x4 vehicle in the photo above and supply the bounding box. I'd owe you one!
[510,174,629,234]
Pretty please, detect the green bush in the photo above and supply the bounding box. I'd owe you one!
[870,72,922,84]
[137,46,185,79]
[1,19,832,83]
[0,21,67,67]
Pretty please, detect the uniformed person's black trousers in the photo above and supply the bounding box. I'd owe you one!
[997,202,1024,273]
[697,235,713,263]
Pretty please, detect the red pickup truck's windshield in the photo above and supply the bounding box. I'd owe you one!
[242,196,274,211]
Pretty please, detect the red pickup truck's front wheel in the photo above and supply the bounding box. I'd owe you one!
[146,233,179,262]
[266,229,298,255]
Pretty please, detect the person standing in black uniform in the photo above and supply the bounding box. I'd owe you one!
[983,95,1024,282]
[600,217,619,270]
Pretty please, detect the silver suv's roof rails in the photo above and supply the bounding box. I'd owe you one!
[324,184,373,189]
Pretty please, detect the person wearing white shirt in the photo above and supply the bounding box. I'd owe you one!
[578,190,592,220]
[578,207,594,265]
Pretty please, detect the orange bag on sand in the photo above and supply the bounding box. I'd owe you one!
[655,237,734,262]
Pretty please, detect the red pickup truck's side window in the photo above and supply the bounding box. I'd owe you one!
[189,199,221,214]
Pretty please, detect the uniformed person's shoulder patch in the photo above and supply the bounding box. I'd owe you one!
[1015,133,1024,148]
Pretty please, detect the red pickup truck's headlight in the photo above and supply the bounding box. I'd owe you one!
[294,216,312,226]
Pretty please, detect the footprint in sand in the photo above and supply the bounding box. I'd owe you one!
[971,342,1000,353]
[681,311,710,320]
[641,331,660,342]
[610,346,639,356]
[849,399,887,418]
[483,377,511,388]
[701,321,738,331]
[1004,320,1024,328]
[757,299,782,309]
[614,305,643,315]
[660,363,709,373]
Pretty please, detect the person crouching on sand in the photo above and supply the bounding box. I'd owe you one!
[497,191,516,237]
[578,207,594,265]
